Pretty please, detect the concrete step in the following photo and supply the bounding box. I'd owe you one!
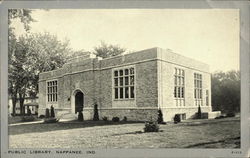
[57,112,78,121]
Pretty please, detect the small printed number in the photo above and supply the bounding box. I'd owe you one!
[231,151,242,154]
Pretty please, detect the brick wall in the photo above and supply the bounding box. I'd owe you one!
[157,48,212,121]
[38,47,211,122]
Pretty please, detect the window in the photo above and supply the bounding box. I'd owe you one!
[114,67,135,100]
[194,73,202,106]
[47,80,58,102]
[206,90,209,106]
[174,68,185,106]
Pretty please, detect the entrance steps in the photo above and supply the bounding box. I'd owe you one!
[57,112,78,122]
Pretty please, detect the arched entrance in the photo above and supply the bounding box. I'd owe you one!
[71,89,84,114]
[75,91,84,114]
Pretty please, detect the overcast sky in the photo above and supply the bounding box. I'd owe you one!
[12,9,239,73]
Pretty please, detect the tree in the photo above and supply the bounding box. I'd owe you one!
[8,9,35,115]
[93,41,126,58]
[211,70,240,114]
[8,9,35,32]
[9,32,72,115]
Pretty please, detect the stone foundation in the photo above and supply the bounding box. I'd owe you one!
[38,106,214,122]
[161,106,212,121]
[81,108,159,121]
[38,108,71,117]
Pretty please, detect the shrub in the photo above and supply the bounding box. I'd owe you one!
[93,103,99,121]
[78,111,84,121]
[144,121,159,132]
[215,115,225,119]
[44,117,59,123]
[112,117,120,122]
[50,105,55,118]
[226,112,235,117]
[174,114,181,124]
[157,109,163,124]
[27,108,32,116]
[122,116,127,122]
[102,116,108,121]
[39,115,45,119]
[21,115,35,122]
[45,108,50,118]
[197,105,202,119]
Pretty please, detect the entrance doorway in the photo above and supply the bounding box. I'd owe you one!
[75,91,84,114]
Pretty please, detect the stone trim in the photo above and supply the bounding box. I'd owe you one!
[39,106,210,110]
[39,108,71,110]
[161,106,211,109]
[39,58,210,82]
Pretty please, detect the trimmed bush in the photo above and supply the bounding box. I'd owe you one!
[21,115,35,122]
[112,117,120,122]
[93,103,99,121]
[197,105,202,119]
[27,108,32,116]
[45,108,50,118]
[157,109,163,124]
[44,117,59,123]
[39,115,45,119]
[102,116,108,121]
[215,115,225,119]
[50,105,55,118]
[78,111,84,121]
[122,116,127,122]
[174,114,181,124]
[144,121,159,132]
[226,112,235,117]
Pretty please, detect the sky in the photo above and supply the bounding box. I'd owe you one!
[12,9,239,73]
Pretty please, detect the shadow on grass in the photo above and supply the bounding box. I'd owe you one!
[110,130,164,136]
[185,137,240,148]
[180,117,240,127]
[9,120,144,135]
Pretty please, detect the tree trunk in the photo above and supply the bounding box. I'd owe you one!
[19,93,25,115]
[11,96,17,116]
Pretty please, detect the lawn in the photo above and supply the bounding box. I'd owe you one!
[9,117,240,148]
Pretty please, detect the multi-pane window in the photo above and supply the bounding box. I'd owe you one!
[206,90,209,106]
[114,67,135,100]
[174,68,185,98]
[47,80,58,102]
[174,68,185,106]
[194,73,202,106]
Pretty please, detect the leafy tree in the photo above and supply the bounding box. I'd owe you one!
[211,70,240,114]
[8,9,35,115]
[93,41,126,58]
[8,9,35,32]
[9,32,72,115]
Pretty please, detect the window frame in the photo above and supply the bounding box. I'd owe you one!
[46,79,58,103]
[174,68,185,106]
[113,66,135,100]
[206,89,209,106]
[194,73,203,106]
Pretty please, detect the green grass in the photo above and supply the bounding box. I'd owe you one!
[9,117,240,148]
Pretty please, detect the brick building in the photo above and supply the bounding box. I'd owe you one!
[38,47,214,121]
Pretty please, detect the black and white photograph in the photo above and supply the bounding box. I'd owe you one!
[1,1,249,158]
